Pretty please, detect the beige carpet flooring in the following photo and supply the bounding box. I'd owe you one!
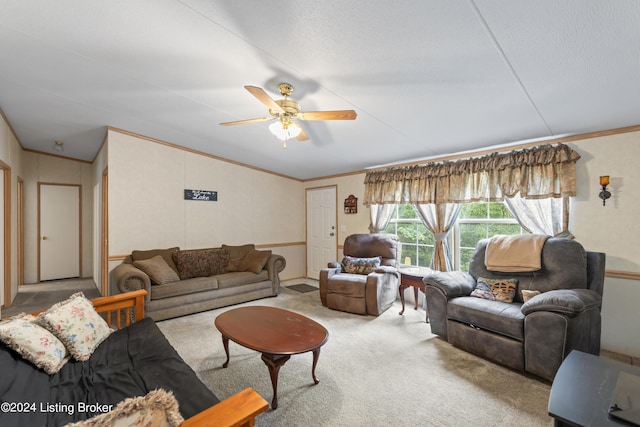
[157,280,553,427]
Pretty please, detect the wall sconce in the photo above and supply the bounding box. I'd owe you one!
[599,175,611,206]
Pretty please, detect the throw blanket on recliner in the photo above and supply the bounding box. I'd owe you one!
[485,234,550,272]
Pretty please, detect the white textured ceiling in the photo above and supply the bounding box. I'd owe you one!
[1,1,639,179]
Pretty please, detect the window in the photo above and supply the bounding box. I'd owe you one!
[382,202,523,270]
[382,205,435,266]
[455,202,524,271]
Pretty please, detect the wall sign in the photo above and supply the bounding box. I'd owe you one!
[184,189,218,201]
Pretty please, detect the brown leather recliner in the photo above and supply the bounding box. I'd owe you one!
[319,234,401,316]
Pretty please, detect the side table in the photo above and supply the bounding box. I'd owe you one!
[548,350,640,426]
[398,267,433,323]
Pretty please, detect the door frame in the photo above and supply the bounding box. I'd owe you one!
[101,167,108,296]
[37,182,82,282]
[1,162,10,308]
[17,177,23,286]
[305,185,338,279]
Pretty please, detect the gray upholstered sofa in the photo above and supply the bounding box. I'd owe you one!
[111,244,286,321]
[319,233,401,316]
[423,237,605,381]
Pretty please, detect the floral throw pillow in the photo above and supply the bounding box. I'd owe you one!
[342,256,382,275]
[38,292,112,362]
[472,277,519,303]
[0,314,70,374]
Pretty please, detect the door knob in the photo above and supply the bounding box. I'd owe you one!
[329,232,335,237]
[42,236,48,240]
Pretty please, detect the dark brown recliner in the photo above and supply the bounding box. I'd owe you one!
[319,234,401,316]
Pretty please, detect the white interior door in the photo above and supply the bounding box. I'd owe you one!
[306,187,337,279]
[40,184,80,281]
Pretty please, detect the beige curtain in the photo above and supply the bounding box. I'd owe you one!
[504,194,570,236]
[363,144,580,205]
[413,203,461,271]
[368,204,395,233]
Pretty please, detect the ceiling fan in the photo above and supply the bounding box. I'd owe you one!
[220,83,357,148]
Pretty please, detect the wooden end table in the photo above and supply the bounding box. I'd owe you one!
[214,306,329,409]
[398,267,433,323]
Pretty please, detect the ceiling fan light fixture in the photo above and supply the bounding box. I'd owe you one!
[221,82,356,147]
[269,120,302,147]
[53,140,64,153]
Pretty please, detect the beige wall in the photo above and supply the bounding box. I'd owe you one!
[0,112,23,304]
[568,131,640,357]
[106,129,306,288]
[21,152,95,284]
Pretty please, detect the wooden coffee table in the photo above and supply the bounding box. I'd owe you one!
[214,306,329,409]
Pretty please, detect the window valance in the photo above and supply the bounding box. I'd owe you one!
[363,144,580,205]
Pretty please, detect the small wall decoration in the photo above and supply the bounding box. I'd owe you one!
[344,194,358,214]
[184,189,218,201]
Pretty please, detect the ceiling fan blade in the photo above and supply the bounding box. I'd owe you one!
[299,110,357,121]
[219,117,272,126]
[296,127,309,141]
[245,86,284,113]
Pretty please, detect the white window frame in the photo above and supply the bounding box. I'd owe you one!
[383,206,435,266]
[383,202,523,270]
[452,216,522,270]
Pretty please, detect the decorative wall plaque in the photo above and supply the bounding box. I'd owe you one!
[344,194,358,214]
[184,189,218,201]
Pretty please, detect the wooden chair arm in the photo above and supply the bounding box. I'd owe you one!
[181,388,269,427]
[91,289,147,319]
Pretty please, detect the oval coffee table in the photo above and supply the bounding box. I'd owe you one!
[214,306,329,409]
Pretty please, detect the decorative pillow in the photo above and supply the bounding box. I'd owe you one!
[470,280,495,300]
[133,255,180,285]
[521,289,542,303]
[472,277,519,303]
[172,249,229,279]
[489,278,518,303]
[0,314,70,374]
[237,250,272,274]
[38,292,112,362]
[207,248,232,276]
[222,244,256,272]
[342,256,382,275]
[131,247,180,275]
[65,389,184,427]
